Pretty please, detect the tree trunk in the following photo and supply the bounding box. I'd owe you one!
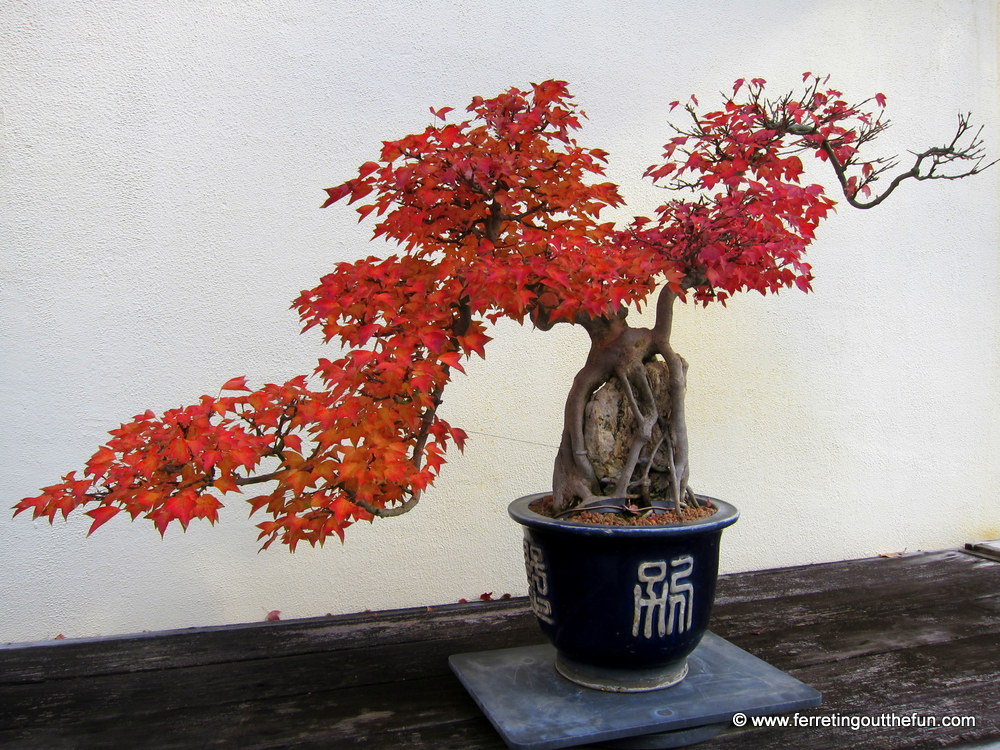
[551,289,691,513]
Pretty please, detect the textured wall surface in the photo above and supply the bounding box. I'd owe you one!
[1,0,998,643]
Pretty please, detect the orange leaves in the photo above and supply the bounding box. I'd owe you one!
[319,82,624,324]
[18,77,895,551]
[530,79,570,106]
[633,74,889,303]
[221,376,250,392]
[420,329,450,354]
[164,491,199,529]
[320,183,352,208]
[85,505,121,535]
[436,123,462,148]
[281,466,314,496]
[85,447,116,480]
[2,86,502,546]
[282,433,303,453]
[449,427,468,452]
[458,326,491,359]
[437,351,464,372]
[16,378,329,544]
[321,175,375,211]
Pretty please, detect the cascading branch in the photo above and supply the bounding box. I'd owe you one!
[15,75,993,548]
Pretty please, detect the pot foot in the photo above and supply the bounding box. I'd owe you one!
[555,653,689,692]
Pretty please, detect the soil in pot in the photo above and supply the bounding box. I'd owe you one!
[529,494,717,526]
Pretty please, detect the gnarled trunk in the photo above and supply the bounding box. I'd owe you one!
[551,288,691,513]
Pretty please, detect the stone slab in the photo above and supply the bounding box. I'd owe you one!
[449,631,821,750]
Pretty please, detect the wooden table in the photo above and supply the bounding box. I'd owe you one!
[2,548,997,748]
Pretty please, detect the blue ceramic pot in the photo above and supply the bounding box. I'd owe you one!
[508,493,739,692]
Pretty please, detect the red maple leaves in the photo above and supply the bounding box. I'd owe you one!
[15,76,896,549]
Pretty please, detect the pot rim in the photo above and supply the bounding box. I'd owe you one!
[508,492,739,538]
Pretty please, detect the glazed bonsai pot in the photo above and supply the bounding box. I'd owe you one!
[508,493,739,692]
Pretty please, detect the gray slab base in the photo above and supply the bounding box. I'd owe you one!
[449,631,821,750]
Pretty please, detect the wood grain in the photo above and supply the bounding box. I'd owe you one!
[2,550,996,748]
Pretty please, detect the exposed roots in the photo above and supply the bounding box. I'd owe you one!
[551,289,691,514]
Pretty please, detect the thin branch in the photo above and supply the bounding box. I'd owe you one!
[810,113,996,209]
[352,492,420,518]
[235,471,285,487]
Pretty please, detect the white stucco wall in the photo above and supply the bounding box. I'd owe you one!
[1,0,997,644]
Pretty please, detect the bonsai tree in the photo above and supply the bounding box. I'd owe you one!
[15,75,993,549]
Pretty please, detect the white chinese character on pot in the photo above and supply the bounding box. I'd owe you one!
[632,555,694,638]
[523,540,555,624]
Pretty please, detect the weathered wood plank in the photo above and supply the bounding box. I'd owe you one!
[0,627,534,726]
[712,632,1000,749]
[0,549,996,749]
[4,550,984,682]
[0,599,538,683]
[713,549,995,606]
[0,674,503,749]
[5,586,994,735]
[711,562,1000,667]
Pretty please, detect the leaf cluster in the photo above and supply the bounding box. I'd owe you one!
[16,76,991,548]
